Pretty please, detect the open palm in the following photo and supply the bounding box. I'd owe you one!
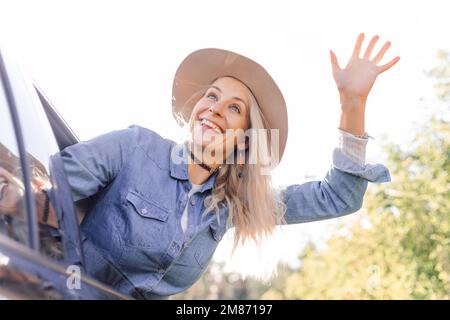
[330,33,400,101]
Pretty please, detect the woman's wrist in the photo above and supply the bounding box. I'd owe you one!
[339,107,366,136]
[339,93,367,110]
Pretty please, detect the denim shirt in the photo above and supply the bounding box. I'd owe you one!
[60,125,391,299]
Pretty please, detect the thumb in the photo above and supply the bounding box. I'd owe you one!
[329,50,341,72]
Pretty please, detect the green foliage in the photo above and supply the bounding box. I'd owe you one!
[263,116,449,299]
[428,50,450,104]
[262,52,450,300]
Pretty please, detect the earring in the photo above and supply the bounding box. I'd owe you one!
[237,146,245,179]
[237,165,244,179]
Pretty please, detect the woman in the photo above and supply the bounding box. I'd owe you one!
[60,33,398,299]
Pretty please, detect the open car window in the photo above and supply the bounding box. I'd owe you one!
[0,48,67,263]
[0,69,31,249]
[0,53,64,298]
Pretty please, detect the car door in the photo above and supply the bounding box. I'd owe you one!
[0,46,131,299]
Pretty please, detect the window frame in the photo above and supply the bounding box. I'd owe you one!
[0,50,40,250]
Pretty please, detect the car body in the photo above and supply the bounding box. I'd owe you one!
[0,47,131,300]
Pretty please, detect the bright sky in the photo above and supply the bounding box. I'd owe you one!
[1,0,449,278]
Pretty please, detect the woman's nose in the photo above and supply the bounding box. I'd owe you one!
[209,103,225,117]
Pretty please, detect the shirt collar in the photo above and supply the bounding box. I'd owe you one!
[169,141,218,193]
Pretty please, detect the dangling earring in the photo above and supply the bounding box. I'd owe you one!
[237,145,245,179]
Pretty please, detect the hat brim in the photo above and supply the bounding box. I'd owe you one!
[172,48,288,164]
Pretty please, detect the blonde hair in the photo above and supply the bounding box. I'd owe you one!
[178,77,287,253]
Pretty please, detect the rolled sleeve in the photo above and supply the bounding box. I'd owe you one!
[281,131,391,225]
[337,127,373,166]
[332,148,391,183]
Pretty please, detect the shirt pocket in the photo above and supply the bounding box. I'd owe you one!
[124,190,171,248]
[126,191,169,222]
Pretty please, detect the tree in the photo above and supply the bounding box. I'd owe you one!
[428,50,450,104]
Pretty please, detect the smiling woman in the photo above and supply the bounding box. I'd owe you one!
[58,36,397,299]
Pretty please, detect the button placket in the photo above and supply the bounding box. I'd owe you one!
[169,242,181,255]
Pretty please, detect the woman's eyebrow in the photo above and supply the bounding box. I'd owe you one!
[209,85,248,109]
[209,85,222,93]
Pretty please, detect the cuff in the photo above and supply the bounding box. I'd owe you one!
[338,127,373,166]
[332,148,392,183]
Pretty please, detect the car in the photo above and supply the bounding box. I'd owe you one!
[0,47,131,300]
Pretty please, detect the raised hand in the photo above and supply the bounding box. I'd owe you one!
[330,33,400,104]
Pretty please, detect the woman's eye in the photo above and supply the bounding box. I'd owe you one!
[206,93,218,101]
[230,104,240,113]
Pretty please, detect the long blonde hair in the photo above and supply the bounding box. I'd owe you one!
[178,77,287,252]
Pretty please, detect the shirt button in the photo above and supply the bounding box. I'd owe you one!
[141,208,147,214]
[190,199,196,205]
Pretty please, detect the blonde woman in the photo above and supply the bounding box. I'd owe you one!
[59,33,399,299]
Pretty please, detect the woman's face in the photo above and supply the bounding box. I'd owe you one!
[190,76,250,154]
[0,167,24,214]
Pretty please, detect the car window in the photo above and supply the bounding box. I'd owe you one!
[0,49,132,300]
[0,50,64,262]
[0,81,30,247]
[0,70,64,298]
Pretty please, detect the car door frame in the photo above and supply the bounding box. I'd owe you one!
[0,47,131,299]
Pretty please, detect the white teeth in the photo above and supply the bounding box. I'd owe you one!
[201,119,222,134]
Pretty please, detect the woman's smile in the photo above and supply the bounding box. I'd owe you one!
[200,118,224,134]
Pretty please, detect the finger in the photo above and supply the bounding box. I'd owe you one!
[363,35,379,60]
[329,50,341,72]
[378,56,400,74]
[352,33,365,58]
[372,41,391,64]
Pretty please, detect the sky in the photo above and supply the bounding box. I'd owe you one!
[0,0,449,278]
